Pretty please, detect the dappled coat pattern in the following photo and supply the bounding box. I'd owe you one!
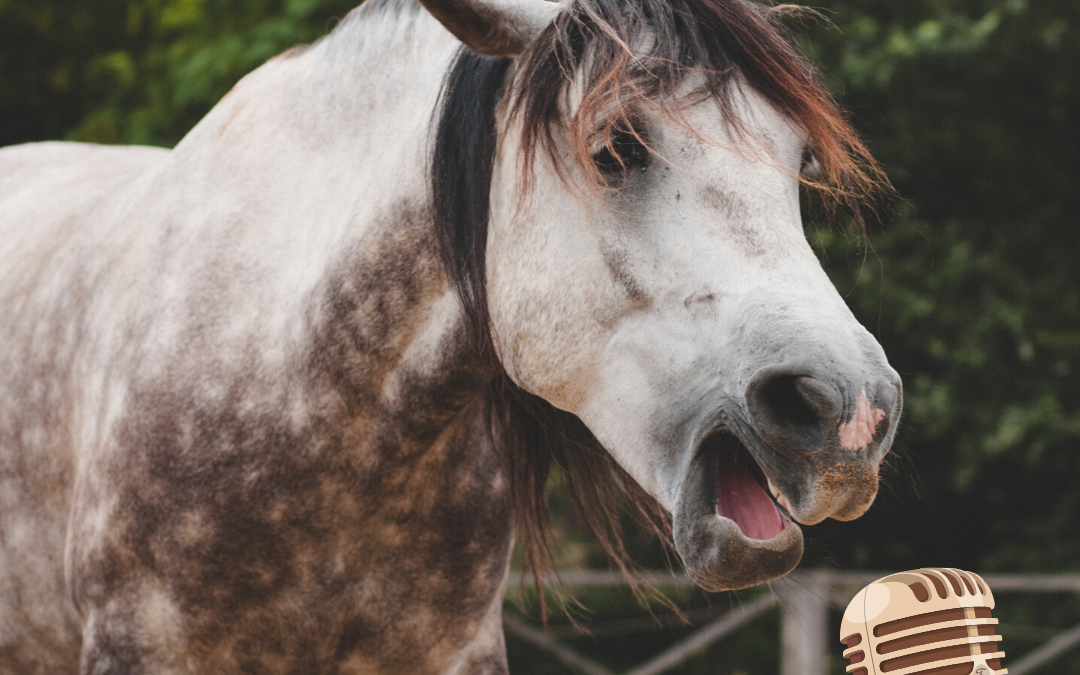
[0,0,901,672]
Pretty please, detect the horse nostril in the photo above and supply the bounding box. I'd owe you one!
[759,376,817,428]
[748,368,900,460]
[752,374,842,435]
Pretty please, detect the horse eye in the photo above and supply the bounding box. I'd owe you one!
[800,147,822,179]
[593,126,650,179]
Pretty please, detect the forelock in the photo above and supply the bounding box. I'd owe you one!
[511,0,890,209]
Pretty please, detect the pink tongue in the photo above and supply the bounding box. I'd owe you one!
[716,451,785,540]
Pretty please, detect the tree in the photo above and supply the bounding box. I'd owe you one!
[0,0,355,147]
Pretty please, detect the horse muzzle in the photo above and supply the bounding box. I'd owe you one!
[672,366,901,592]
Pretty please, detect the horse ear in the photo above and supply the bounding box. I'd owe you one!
[419,0,559,57]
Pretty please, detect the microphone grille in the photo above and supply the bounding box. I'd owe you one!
[840,568,1006,675]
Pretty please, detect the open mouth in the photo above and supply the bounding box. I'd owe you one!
[672,411,885,591]
[673,427,804,592]
[672,426,803,591]
[706,431,786,541]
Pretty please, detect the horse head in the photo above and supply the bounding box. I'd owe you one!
[425,0,902,591]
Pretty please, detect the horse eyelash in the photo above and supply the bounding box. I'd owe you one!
[800,147,822,179]
[592,125,651,179]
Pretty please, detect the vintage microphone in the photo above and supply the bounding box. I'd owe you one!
[840,568,1007,675]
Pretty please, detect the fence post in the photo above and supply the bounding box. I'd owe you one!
[779,571,830,675]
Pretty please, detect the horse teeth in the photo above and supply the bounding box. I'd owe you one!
[766,478,790,512]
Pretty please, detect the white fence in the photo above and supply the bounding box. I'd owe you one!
[504,570,1080,675]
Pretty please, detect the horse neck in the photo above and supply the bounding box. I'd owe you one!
[297,7,499,445]
[159,2,494,448]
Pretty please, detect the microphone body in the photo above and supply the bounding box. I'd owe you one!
[840,568,1006,675]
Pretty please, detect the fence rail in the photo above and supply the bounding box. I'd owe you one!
[504,570,1080,675]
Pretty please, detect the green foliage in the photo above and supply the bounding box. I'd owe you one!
[796,0,1080,576]
[0,0,355,146]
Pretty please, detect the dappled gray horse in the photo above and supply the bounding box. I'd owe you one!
[0,0,902,672]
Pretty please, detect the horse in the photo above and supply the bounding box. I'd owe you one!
[0,0,903,672]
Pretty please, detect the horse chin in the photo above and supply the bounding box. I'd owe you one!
[672,432,804,592]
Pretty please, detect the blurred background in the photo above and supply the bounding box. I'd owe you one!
[2,0,1077,672]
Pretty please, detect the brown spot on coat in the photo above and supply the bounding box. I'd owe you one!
[699,184,766,258]
[65,201,512,673]
[600,244,650,306]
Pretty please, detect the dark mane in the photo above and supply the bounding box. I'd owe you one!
[432,50,671,612]
[431,0,890,609]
